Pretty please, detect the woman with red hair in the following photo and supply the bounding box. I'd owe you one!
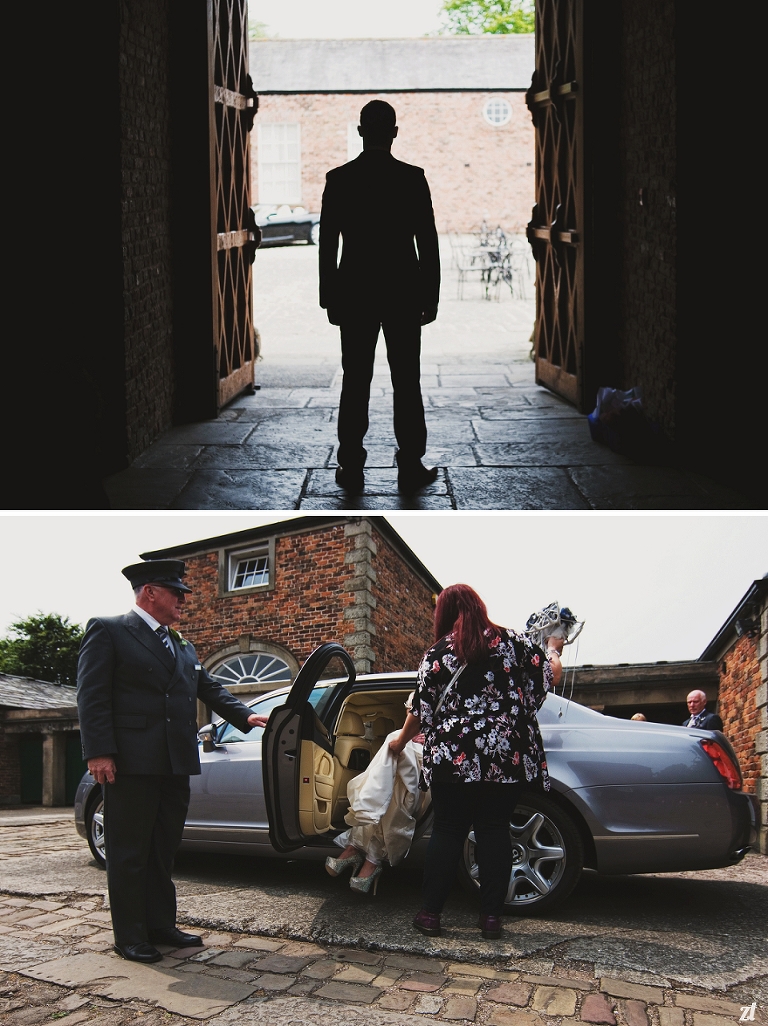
[390,583,562,939]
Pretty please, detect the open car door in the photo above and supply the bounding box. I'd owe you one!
[262,642,356,852]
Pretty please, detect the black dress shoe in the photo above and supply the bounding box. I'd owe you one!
[335,466,364,493]
[115,942,163,963]
[148,927,203,948]
[397,462,438,493]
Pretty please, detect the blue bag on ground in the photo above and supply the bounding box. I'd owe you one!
[588,386,666,462]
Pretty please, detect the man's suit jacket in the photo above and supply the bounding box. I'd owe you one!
[77,612,253,775]
[319,150,440,319]
[682,710,724,731]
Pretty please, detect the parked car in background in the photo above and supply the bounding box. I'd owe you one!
[75,643,757,915]
[254,205,320,247]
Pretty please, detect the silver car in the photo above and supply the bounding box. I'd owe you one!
[74,643,757,914]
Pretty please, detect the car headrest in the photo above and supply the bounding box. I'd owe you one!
[337,710,365,736]
[372,716,395,738]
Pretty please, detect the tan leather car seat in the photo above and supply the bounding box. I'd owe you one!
[331,709,372,823]
[370,716,395,754]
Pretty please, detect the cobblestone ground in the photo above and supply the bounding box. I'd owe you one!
[103,240,749,510]
[2,889,766,1026]
[1,810,765,1025]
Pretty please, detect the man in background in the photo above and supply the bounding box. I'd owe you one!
[320,100,441,495]
[682,689,723,730]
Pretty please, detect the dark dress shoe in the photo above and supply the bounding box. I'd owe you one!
[397,462,438,493]
[148,927,203,947]
[412,909,441,936]
[335,466,364,493]
[114,942,163,963]
[478,913,503,939]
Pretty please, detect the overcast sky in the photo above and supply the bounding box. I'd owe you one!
[0,513,764,669]
[248,0,445,38]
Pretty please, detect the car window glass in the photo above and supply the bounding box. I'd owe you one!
[308,683,334,718]
[217,693,287,744]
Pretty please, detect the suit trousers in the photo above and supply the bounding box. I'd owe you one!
[103,773,190,946]
[421,781,520,916]
[337,315,426,470]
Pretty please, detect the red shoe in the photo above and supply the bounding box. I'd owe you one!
[478,914,502,939]
[413,909,441,936]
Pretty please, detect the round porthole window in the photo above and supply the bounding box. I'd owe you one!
[483,98,512,126]
[211,652,292,689]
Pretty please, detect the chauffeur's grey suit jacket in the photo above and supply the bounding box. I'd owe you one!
[77,611,252,776]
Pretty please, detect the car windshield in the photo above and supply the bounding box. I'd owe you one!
[214,682,335,744]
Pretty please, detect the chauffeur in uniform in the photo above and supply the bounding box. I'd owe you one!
[77,559,267,963]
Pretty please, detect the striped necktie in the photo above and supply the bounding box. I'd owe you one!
[155,626,174,653]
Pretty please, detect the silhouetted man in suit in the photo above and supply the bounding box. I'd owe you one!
[682,689,723,730]
[77,559,267,963]
[320,100,440,494]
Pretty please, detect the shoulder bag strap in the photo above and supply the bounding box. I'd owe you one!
[434,663,466,716]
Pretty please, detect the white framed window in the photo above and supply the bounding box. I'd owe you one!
[258,123,301,204]
[220,538,276,595]
[232,553,269,589]
[483,97,512,126]
[211,651,292,690]
[347,122,363,162]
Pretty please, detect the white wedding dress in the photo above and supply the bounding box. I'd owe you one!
[334,731,428,866]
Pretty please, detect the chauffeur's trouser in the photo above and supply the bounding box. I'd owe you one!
[103,773,190,946]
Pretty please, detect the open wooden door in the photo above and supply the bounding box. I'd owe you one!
[209,0,260,409]
[526,0,584,408]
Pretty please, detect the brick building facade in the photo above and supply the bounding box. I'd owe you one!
[142,516,442,711]
[701,576,768,853]
[249,37,534,232]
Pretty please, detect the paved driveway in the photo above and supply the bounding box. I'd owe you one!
[1,810,766,1002]
[103,241,747,510]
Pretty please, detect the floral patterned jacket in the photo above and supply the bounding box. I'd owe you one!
[414,628,552,790]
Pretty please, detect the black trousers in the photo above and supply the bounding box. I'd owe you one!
[421,781,520,917]
[103,773,190,946]
[337,315,426,470]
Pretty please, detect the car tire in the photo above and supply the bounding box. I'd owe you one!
[459,792,583,914]
[309,223,320,246]
[85,790,106,869]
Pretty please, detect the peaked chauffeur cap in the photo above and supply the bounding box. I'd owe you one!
[121,559,193,593]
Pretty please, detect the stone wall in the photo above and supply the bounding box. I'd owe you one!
[617,0,677,437]
[251,92,534,232]
[119,0,176,461]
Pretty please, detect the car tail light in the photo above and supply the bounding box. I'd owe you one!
[701,740,742,789]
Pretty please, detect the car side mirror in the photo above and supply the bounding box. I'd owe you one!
[198,723,218,753]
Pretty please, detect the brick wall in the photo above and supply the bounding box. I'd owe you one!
[179,524,353,669]
[717,635,761,795]
[0,733,21,805]
[756,595,768,854]
[617,0,677,436]
[174,519,436,681]
[369,526,435,673]
[119,0,176,461]
[252,92,534,232]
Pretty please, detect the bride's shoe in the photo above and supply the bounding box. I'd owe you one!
[349,864,383,896]
[325,851,364,877]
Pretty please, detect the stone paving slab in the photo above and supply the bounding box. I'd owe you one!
[170,470,308,510]
[21,952,257,1018]
[193,444,333,470]
[448,467,591,509]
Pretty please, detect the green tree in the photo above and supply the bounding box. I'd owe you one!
[0,613,84,687]
[440,0,535,34]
